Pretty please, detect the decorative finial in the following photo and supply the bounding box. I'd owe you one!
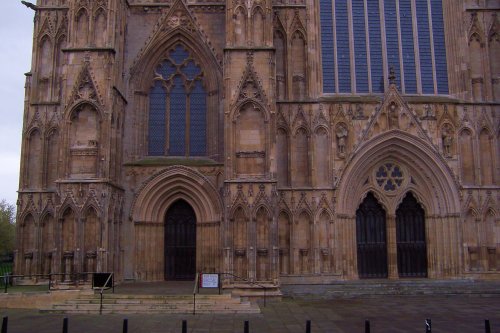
[389,66,396,85]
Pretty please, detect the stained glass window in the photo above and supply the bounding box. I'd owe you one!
[148,44,207,156]
[319,0,448,95]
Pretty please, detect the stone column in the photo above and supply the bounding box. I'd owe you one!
[387,214,398,279]
[63,251,74,282]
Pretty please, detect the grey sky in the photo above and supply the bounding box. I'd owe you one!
[0,1,35,207]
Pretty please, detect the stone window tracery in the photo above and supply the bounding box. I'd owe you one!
[148,44,207,157]
[375,163,405,192]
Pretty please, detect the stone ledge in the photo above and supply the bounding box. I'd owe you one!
[124,157,222,167]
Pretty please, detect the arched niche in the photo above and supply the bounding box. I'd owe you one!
[464,209,480,271]
[295,211,311,274]
[484,209,497,271]
[68,103,100,178]
[489,33,500,100]
[276,128,289,187]
[292,128,309,187]
[93,8,107,47]
[21,214,36,275]
[459,128,475,185]
[317,210,331,273]
[41,213,55,274]
[469,33,484,101]
[479,128,494,185]
[83,207,98,253]
[291,31,306,100]
[252,7,265,46]
[232,207,248,279]
[39,36,53,78]
[255,206,270,280]
[55,35,66,100]
[234,6,247,46]
[61,207,75,253]
[27,129,42,189]
[278,211,291,275]
[274,30,286,100]
[38,36,52,102]
[22,214,36,254]
[46,129,59,188]
[314,127,329,186]
[75,8,89,46]
[234,102,267,177]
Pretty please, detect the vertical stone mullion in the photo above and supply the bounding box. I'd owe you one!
[396,0,406,93]
[426,0,438,94]
[364,0,373,93]
[387,214,398,279]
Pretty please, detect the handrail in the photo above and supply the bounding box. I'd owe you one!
[99,272,114,315]
[219,272,269,307]
[192,273,199,315]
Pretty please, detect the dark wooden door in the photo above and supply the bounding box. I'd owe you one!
[396,193,427,277]
[356,193,388,278]
[165,200,196,280]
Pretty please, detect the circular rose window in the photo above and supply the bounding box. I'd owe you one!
[375,163,404,192]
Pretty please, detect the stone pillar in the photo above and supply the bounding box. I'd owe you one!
[24,252,33,277]
[272,246,279,283]
[63,251,74,282]
[248,246,255,282]
[387,214,398,279]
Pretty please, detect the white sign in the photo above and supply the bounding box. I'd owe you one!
[201,273,219,288]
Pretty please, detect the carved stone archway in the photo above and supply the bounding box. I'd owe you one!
[336,131,461,279]
[131,166,222,280]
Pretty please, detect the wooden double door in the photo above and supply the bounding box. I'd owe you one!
[356,192,427,278]
[164,200,196,280]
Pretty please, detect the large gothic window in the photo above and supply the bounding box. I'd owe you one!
[148,44,207,157]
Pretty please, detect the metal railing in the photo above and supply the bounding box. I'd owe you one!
[192,273,199,315]
[98,272,114,315]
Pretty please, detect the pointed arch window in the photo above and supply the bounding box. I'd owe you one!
[148,44,207,157]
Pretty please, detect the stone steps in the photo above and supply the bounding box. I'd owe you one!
[41,293,260,314]
[282,280,500,299]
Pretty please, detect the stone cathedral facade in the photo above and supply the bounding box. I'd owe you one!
[15,0,499,288]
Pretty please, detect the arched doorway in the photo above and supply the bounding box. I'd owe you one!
[396,192,427,277]
[356,193,388,278]
[165,200,196,280]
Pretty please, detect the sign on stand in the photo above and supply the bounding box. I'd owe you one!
[200,273,219,288]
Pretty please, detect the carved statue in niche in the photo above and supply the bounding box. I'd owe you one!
[441,124,454,158]
[388,102,399,129]
[422,104,436,120]
[353,104,366,119]
[335,123,348,157]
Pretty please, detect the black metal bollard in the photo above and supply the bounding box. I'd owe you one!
[122,319,128,333]
[244,320,249,333]
[485,320,491,333]
[1,316,7,333]
[365,320,370,333]
[425,319,431,333]
[182,320,187,333]
[305,320,311,333]
[62,318,68,333]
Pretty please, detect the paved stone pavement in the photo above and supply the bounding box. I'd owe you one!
[1,295,499,333]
